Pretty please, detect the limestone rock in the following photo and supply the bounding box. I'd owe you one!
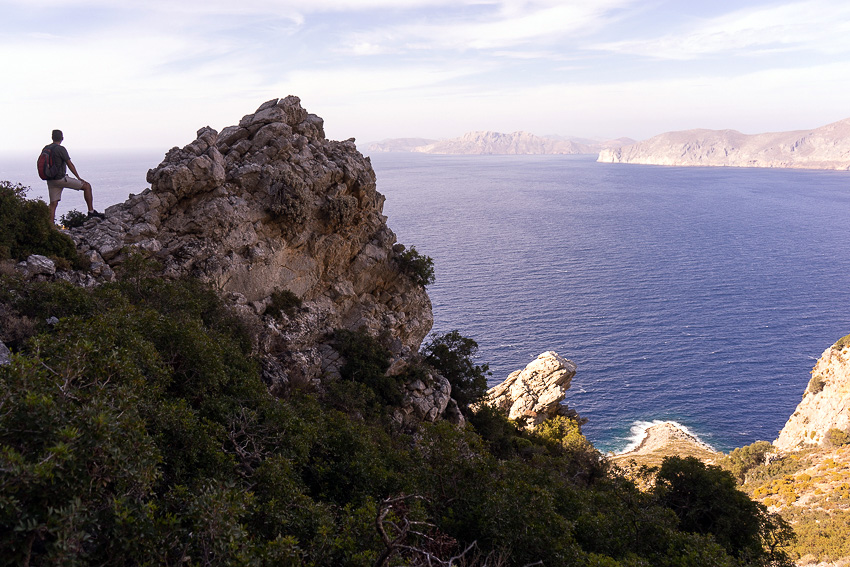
[25,255,56,277]
[0,341,10,366]
[775,339,850,451]
[480,351,581,428]
[69,95,433,387]
[598,118,850,170]
[393,368,463,428]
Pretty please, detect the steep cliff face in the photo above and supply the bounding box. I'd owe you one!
[598,118,850,170]
[70,96,432,387]
[775,338,850,451]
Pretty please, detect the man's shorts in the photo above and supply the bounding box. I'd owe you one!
[47,176,85,203]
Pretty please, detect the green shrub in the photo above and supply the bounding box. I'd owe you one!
[721,440,775,484]
[654,456,795,566]
[270,184,310,225]
[396,245,435,287]
[824,428,850,447]
[267,288,303,319]
[834,333,850,351]
[421,330,490,410]
[322,194,358,226]
[0,180,81,266]
[0,273,791,567]
[334,328,402,407]
[809,375,826,395]
[59,209,88,229]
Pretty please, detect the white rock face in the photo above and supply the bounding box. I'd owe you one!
[598,118,850,170]
[775,340,850,451]
[480,351,581,427]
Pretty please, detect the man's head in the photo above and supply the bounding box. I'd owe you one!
[52,130,63,143]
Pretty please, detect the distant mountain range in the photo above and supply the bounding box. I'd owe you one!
[366,131,635,155]
[598,118,850,171]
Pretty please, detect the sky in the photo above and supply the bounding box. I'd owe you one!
[2,0,850,151]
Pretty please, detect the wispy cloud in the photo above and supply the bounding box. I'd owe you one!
[592,0,850,60]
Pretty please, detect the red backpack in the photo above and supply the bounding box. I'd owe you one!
[37,144,63,180]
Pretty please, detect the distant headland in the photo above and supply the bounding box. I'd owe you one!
[598,117,850,171]
[367,131,634,155]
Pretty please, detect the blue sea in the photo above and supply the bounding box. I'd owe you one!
[371,153,850,454]
[3,151,849,453]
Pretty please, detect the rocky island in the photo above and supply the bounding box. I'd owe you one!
[598,118,850,170]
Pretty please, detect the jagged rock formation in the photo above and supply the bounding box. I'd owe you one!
[414,131,597,155]
[775,338,850,451]
[69,96,433,390]
[598,118,850,170]
[479,351,582,428]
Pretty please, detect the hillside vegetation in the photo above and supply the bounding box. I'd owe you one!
[0,184,794,566]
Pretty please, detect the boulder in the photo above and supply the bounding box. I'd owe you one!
[0,341,10,366]
[24,255,56,276]
[480,351,582,428]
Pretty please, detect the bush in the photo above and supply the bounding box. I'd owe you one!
[721,440,776,484]
[654,456,795,566]
[322,194,358,227]
[421,330,490,410]
[396,245,435,287]
[0,180,81,265]
[267,288,303,319]
[334,328,402,407]
[59,209,88,229]
[809,375,826,395]
[834,333,850,351]
[824,428,850,447]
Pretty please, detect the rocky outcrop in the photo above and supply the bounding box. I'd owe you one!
[479,351,582,428]
[775,337,850,451]
[598,118,850,170]
[69,96,433,390]
[612,422,720,468]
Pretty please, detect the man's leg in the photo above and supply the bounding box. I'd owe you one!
[82,182,94,212]
[49,200,59,225]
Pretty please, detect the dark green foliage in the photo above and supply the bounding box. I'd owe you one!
[270,184,310,225]
[422,330,490,410]
[334,328,403,407]
[0,181,80,265]
[267,288,303,319]
[654,456,795,566]
[59,209,87,229]
[396,245,435,287]
[322,194,358,226]
[834,333,850,351]
[721,440,776,484]
[0,272,791,566]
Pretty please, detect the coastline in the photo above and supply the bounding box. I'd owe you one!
[611,421,723,468]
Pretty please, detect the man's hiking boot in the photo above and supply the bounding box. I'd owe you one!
[87,210,105,220]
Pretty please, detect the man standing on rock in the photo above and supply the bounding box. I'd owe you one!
[44,129,105,225]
